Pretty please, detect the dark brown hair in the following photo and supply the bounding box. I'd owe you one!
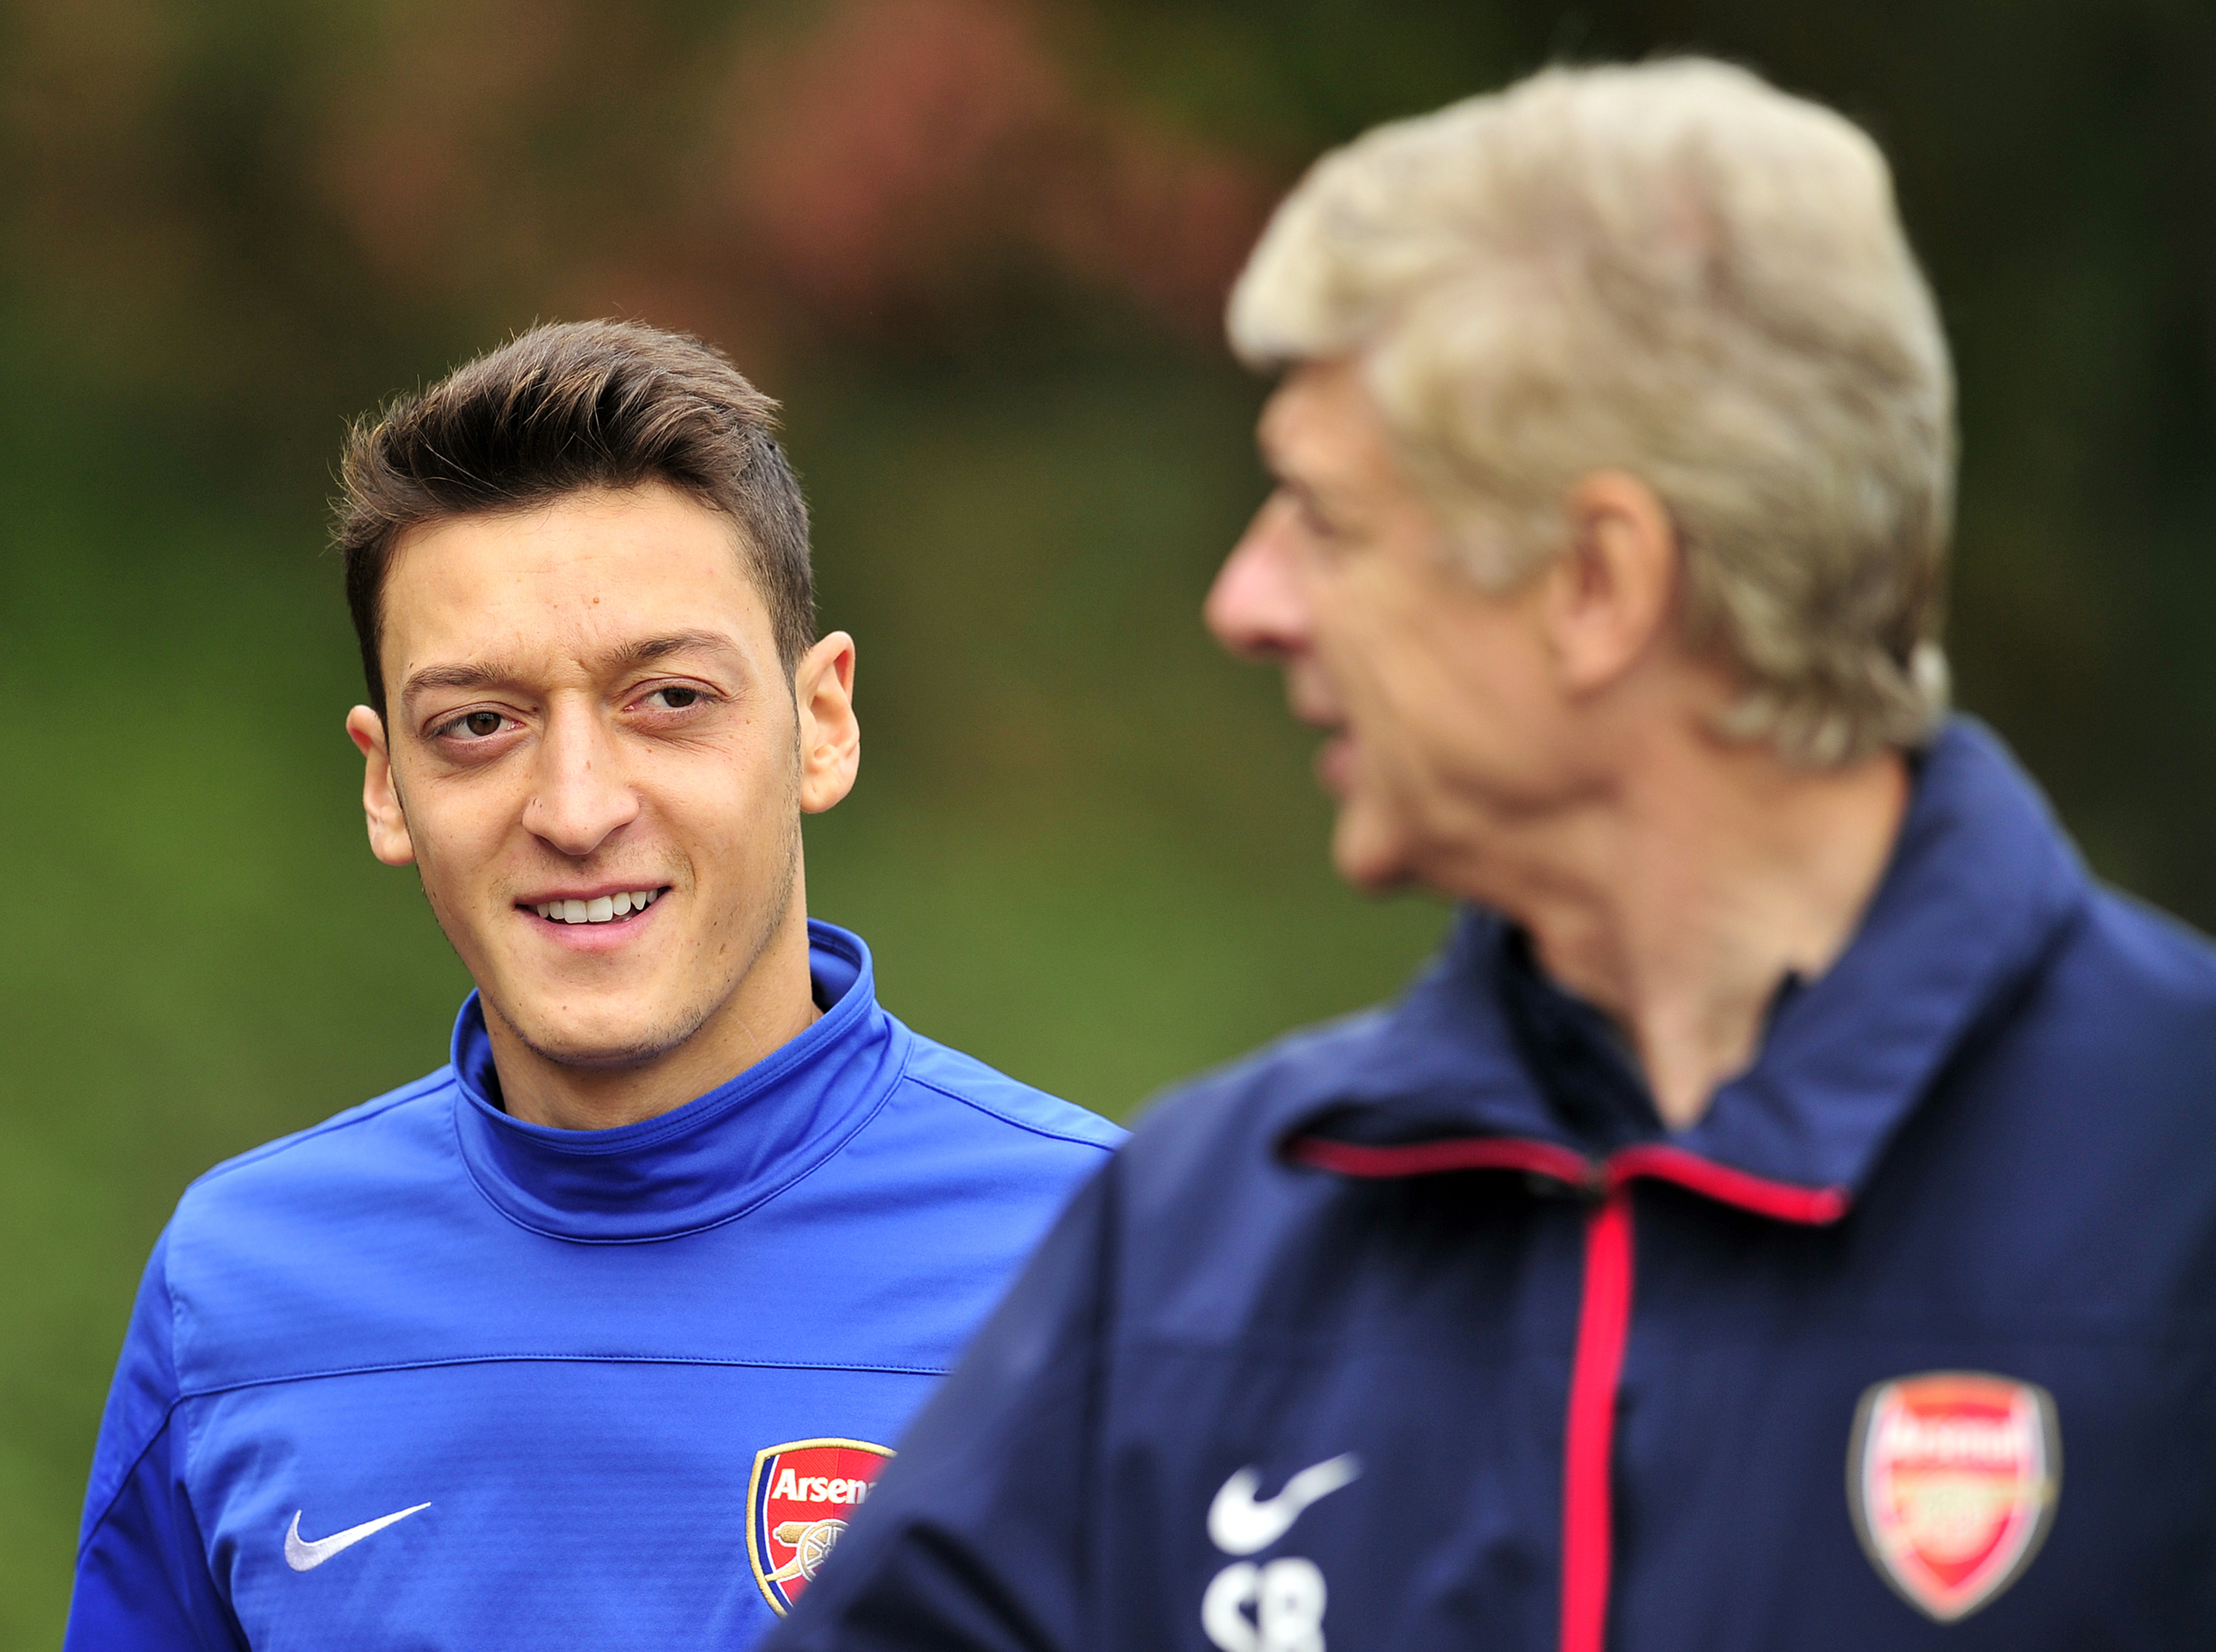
[335,319,814,718]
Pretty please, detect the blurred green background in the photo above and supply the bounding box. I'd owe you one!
[2,0,2213,1640]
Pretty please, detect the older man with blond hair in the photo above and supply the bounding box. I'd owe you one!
[765,59,2216,1652]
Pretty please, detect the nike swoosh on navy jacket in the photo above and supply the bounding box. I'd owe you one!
[66,922,1123,1650]
[764,721,2216,1651]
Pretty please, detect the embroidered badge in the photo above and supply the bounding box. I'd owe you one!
[1847,1372,2060,1622]
[745,1437,895,1615]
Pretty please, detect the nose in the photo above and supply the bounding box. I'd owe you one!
[520,701,640,859]
[1205,497,1312,661]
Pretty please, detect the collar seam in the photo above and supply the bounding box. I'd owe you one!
[456,994,873,1157]
[449,1021,915,1244]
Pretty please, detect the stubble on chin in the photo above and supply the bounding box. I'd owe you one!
[502,849,801,1076]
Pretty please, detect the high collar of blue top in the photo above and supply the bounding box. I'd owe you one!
[449,919,908,1243]
[1280,717,2092,1197]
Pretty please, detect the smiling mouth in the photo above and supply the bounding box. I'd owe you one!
[526,888,668,926]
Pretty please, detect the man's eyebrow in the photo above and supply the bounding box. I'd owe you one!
[1267,463,1340,519]
[1256,432,1333,503]
[609,630,746,672]
[402,661,516,701]
[399,631,746,706]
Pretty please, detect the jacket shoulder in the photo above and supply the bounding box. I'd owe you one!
[895,1031,1126,1154]
[170,1068,457,1230]
[1136,1006,1400,1153]
[2022,886,2216,1083]
[2075,884,2216,1001]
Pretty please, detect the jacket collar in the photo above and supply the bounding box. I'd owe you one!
[1284,719,2090,1200]
[449,919,907,1242]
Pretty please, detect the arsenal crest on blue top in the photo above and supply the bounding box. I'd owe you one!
[747,1437,896,1615]
[1847,1372,2061,1622]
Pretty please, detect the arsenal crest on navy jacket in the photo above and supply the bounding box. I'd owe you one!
[764,722,2216,1652]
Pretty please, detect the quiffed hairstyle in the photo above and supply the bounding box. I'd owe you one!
[1228,59,1954,764]
[336,319,815,719]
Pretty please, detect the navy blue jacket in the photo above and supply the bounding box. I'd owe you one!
[766,723,2216,1651]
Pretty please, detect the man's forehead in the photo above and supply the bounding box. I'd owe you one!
[387,485,745,586]
[381,486,770,692]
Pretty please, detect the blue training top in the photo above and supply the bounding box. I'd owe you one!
[66,921,1123,1650]
[768,721,2216,1651]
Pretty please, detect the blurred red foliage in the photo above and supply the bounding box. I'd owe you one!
[0,0,1280,403]
[708,0,1274,339]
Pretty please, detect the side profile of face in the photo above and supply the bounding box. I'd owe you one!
[1204,360,1686,896]
[345,482,858,1108]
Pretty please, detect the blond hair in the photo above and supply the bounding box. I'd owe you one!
[1228,59,1953,763]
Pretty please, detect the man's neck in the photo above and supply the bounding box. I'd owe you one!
[1484,733,1910,1131]
[483,912,824,1133]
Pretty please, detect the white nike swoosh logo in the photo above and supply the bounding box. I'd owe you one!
[284,1503,432,1572]
[1207,1455,1360,1555]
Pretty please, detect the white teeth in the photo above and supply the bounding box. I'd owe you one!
[537,888,661,923]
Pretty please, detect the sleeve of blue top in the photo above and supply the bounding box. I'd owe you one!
[761,1162,1118,1652]
[65,1227,248,1652]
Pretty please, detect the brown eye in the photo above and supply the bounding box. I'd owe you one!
[653,688,701,709]
[463,711,503,736]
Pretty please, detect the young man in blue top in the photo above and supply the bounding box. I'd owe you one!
[65,319,1123,1650]
[769,60,2216,1652]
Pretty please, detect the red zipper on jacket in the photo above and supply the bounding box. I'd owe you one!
[1560,1183,1633,1652]
[1285,1133,1848,1652]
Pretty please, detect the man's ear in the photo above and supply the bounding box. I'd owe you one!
[1540,470,1681,696]
[345,705,418,866]
[794,632,860,815]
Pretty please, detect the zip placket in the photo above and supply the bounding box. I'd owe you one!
[1285,1134,1848,1652]
[1561,1184,1634,1652]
